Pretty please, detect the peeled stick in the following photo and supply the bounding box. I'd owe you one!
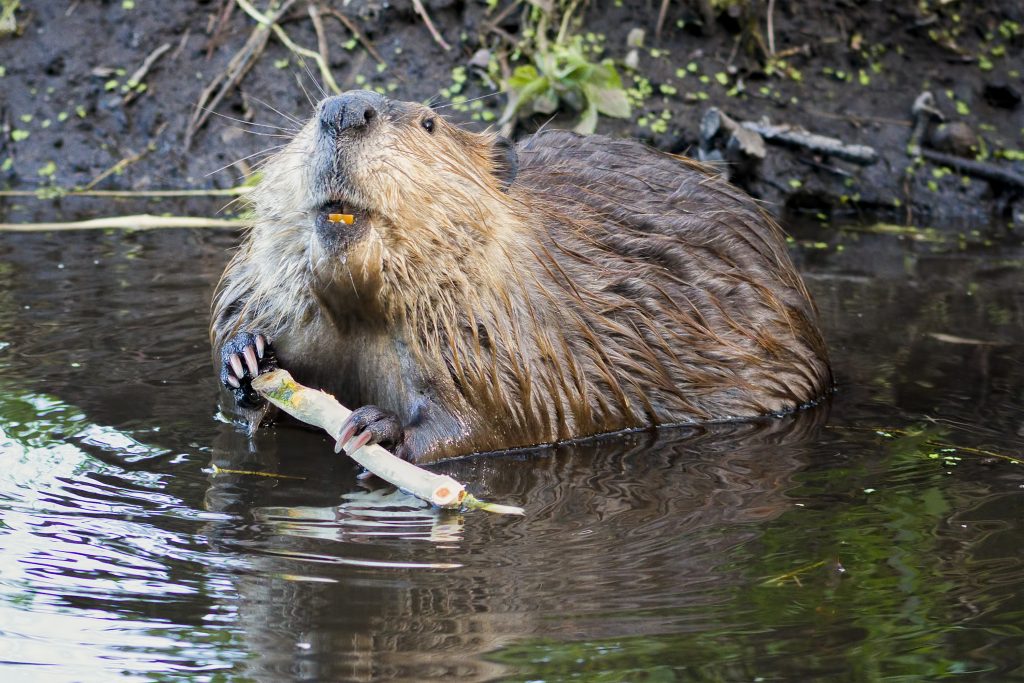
[251,369,524,515]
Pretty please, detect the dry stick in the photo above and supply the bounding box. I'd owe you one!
[0,187,251,198]
[484,0,521,32]
[920,148,1024,191]
[307,3,331,92]
[0,214,246,232]
[235,0,341,93]
[766,0,776,56]
[251,370,525,515]
[171,27,192,61]
[741,119,879,165]
[81,146,154,192]
[185,2,279,149]
[655,0,670,41]
[321,6,385,65]
[123,42,172,105]
[206,0,237,60]
[410,0,451,52]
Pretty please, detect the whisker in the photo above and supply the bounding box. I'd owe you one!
[294,71,318,110]
[298,58,329,99]
[199,106,299,133]
[205,144,287,178]
[247,95,304,127]
[433,90,502,110]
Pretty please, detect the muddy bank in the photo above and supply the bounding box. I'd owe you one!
[0,0,1021,230]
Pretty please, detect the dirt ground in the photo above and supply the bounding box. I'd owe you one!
[0,0,1022,230]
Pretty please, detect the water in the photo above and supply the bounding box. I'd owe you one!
[0,226,1021,682]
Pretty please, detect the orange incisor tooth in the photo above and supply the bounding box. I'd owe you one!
[327,213,355,225]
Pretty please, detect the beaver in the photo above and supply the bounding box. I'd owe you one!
[211,90,832,463]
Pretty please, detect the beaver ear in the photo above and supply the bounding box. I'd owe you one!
[491,136,518,192]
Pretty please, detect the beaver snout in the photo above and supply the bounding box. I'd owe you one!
[318,91,385,135]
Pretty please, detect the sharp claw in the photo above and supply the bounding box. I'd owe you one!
[226,374,241,388]
[338,424,357,450]
[229,353,245,379]
[345,431,372,455]
[242,345,259,377]
[334,416,355,454]
[255,335,266,359]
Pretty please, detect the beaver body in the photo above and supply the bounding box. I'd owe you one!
[211,91,831,463]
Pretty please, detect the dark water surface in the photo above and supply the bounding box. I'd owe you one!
[0,227,1021,682]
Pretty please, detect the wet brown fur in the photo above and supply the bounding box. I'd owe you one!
[211,95,832,463]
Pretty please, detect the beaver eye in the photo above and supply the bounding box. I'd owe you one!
[421,117,436,134]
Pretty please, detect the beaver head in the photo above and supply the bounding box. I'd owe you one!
[252,91,520,318]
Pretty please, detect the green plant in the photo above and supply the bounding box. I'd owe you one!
[497,3,630,134]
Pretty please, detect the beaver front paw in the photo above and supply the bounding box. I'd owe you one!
[220,331,278,409]
[333,405,405,457]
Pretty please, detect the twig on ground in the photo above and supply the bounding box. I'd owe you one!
[410,0,451,51]
[920,148,1024,190]
[235,0,341,93]
[0,187,251,199]
[655,0,670,41]
[320,7,386,65]
[906,90,1024,190]
[307,4,331,91]
[483,0,521,37]
[123,42,172,105]
[252,369,524,514]
[185,0,285,148]
[741,117,879,165]
[766,0,776,56]
[205,0,236,59]
[81,146,155,191]
[170,27,191,61]
[0,214,247,231]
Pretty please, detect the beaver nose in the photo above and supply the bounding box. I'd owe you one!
[319,91,380,133]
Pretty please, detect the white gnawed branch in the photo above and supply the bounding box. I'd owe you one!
[251,369,525,515]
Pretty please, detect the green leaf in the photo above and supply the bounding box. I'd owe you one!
[585,83,631,119]
[508,64,541,90]
[590,63,624,90]
[574,103,598,135]
[498,75,550,124]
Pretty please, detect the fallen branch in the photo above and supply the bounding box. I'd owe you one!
[741,117,879,165]
[252,369,524,515]
[0,187,251,199]
[920,148,1024,191]
[0,214,246,231]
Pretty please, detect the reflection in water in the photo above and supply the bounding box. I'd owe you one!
[0,229,1020,681]
[198,412,829,682]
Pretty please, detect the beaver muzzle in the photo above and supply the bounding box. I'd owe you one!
[318,91,385,136]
